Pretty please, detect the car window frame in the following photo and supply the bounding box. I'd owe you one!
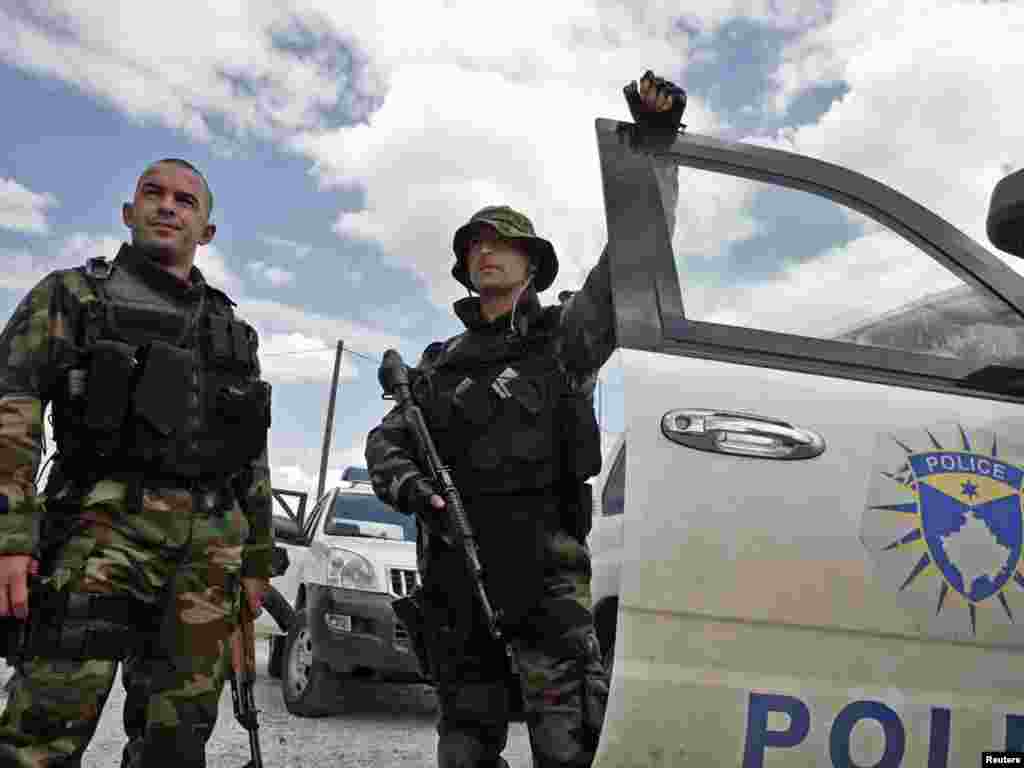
[595,118,1024,403]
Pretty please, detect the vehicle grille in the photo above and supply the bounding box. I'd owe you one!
[389,568,419,597]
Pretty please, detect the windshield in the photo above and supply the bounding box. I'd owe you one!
[325,492,416,541]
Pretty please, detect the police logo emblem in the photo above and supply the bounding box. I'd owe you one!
[862,424,1024,639]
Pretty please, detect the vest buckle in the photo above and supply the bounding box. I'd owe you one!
[85,257,113,280]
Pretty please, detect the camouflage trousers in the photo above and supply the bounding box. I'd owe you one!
[428,533,609,768]
[0,481,246,768]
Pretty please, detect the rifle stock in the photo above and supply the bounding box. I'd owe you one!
[229,588,264,768]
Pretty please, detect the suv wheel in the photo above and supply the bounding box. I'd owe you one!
[281,610,342,716]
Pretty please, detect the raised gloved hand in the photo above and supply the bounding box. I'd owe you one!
[623,70,687,147]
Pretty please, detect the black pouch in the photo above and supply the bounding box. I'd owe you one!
[216,380,270,428]
[505,373,546,417]
[133,340,193,437]
[83,340,138,431]
[452,376,493,427]
[208,380,271,472]
[202,316,255,373]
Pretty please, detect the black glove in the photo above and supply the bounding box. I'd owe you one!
[399,475,441,519]
[399,475,452,544]
[623,70,687,150]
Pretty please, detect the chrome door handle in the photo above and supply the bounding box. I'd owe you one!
[661,409,826,460]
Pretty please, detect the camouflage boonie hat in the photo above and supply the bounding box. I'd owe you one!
[452,205,559,292]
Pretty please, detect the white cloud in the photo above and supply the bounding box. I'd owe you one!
[695,228,962,337]
[238,297,405,384]
[0,178,58,234]
[292,3,719,306]
[0,2,376,143]
[260,235,314,260]
[762,0,1024,268]
[247,260,296,286]
[672,170,761,266]
[0,233,122,292]
[268,436,372,505]
[0,2,836,311]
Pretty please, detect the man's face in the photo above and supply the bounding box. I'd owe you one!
[122,162,214,267]
[465,225,531,294]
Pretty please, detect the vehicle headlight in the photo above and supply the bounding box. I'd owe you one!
[325,548,377,591]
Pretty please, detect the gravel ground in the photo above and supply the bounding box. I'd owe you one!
[0,642,535,767]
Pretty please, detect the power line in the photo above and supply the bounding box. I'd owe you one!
[259,343,382,363]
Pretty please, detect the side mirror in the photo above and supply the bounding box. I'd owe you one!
[272,515,307,546]
[987,168,1024,258]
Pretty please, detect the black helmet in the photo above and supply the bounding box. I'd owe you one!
[452,205,558,292]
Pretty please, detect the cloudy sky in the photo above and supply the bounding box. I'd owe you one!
[2,0,1022,512]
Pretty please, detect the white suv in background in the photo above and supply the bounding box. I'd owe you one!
[265,468,424,717]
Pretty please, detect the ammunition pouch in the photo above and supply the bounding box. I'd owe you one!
[83,340,139,435]
[131,340,193,448]
[0,580,161,662]
[60,328,270,481]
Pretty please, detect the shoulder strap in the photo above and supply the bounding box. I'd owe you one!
[74,257,115,344]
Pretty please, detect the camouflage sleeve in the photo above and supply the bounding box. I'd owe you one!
[239,331,273,579]
[0,272,78,555]
[557,157,679,383]
[365,407,421,513]
[239,446,273,579]
[364,344,443,512]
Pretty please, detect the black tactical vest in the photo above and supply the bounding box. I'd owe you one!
[52,254,271,488]
[412,307,601,501]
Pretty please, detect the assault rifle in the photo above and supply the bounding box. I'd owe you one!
[229,588,264,768]
[378,349,520,682]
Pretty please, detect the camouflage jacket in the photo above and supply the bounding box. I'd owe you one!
[0,245,274,578]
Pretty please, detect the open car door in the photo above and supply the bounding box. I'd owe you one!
[594,119,1024,767]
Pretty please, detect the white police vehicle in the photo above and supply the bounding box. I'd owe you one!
[264,467,423,717]
[589,118,1024,767]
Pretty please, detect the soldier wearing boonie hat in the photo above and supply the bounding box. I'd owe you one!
[451,205,559,294]
[366,70,685,768]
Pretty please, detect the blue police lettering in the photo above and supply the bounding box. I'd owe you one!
[922,453,1007,481]
[829,700,904,768]
[741,693,1002,767]
[742,692,809,768]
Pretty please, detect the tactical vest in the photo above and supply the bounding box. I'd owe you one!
[52,257,271,490]
[412,307,601,506]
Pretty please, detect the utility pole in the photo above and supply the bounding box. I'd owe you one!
[317,340,344,501]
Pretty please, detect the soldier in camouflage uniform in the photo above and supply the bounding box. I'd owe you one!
[365,72,683,768]
[0,158,274,767]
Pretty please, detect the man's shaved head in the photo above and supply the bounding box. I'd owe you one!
[139,158,214,216]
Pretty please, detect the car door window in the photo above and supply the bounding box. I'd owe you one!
[670,168,1024,367]
[602,445,626,517]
